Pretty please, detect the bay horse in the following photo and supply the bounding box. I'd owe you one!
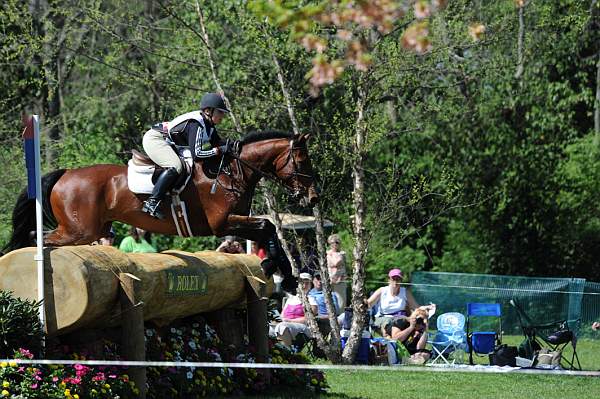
[3,131,318,289]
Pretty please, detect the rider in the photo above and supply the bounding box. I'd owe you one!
[141,92,231,219]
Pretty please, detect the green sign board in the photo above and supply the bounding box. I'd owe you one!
[166,269,208,296]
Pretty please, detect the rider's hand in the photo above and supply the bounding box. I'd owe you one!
[217,142,231,155]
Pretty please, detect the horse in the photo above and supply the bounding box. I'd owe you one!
[3,131,318,289]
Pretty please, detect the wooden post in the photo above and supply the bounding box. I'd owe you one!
[119,273,146,399]
[206,308,244,347]
[245,276,270,382]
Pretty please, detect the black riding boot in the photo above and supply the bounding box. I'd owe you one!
[142,167,180,220]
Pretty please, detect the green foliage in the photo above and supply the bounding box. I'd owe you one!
[0,291,43,358]
[1,0,600,284]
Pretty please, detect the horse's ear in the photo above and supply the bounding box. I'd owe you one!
[295,133,311,143]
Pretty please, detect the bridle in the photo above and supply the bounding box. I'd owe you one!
[230,139,312,197]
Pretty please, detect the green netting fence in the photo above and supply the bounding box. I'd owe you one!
[410,272,600,338]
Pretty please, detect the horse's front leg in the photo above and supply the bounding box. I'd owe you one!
[224,215,296,291]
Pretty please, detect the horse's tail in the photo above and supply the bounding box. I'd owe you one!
[1,169,66,255]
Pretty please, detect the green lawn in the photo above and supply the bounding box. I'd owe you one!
[246,336,600,399]
[324,369,600,399]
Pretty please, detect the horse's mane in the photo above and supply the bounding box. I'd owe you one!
[239,130,293,145]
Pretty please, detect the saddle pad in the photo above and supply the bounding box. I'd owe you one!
[127,159,155,194]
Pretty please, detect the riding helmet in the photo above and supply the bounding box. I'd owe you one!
[199,92,230,113]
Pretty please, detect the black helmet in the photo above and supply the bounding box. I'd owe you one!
[200,92,230,113]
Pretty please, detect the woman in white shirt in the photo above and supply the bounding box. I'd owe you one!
[367,268,418,338]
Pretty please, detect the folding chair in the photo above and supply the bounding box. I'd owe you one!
[427,312,467,365]
[509,299,581,370]
[466,303,502,365]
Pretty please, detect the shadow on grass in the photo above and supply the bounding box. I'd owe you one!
[212,386,366,399]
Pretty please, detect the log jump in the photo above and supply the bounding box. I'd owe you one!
[0,246,272,336]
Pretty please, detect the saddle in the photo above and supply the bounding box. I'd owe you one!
[128,147,193,194]
[127,147,195,237]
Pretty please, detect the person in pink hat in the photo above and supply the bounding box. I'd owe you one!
[367,268,419,337]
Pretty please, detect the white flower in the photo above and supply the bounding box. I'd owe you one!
[170,328,176,333]
[192,323,199,328]
[145,329,154,337]
[188,341,197,350]
[186,371,193,379]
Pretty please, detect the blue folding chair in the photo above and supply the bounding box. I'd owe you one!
[466,303,502,365]
[428,312,467,365]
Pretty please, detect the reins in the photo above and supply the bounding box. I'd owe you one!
[228,139,310,195]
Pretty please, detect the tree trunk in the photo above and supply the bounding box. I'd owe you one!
[342,82,369,364]
[595,52,600,146]
[271,52,341,362]
[514,3,525,80]
[196,0,242,133]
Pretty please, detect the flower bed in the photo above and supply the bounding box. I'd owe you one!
[144,318,328,397]
[0,348,136,398]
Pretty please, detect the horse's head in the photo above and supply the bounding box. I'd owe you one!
[273,133,319,207]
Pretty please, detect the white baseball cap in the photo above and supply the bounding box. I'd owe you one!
[299,272,312,281]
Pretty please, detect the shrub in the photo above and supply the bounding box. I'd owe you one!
[0,291,43,357]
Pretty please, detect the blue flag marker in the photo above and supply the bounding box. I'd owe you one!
[22,116,36,199]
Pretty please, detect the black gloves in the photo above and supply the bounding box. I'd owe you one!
[217,141,232,155]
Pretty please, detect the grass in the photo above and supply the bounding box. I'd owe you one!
[324,369,600,399]
[243,370,600,399]
[243,336,600,399]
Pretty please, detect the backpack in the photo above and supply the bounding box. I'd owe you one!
[490,344,518,367]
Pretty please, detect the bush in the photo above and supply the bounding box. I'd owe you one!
[0,291,43,358]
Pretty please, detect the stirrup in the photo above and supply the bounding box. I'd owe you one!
[142,199,165,220]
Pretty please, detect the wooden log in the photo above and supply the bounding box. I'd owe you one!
[0,246,272,335]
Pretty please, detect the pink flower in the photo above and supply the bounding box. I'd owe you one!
[30,383,38,389]
[92,372,106,382]
[108,374,117,379]
[19,348,34,359]
[52,377,59,382]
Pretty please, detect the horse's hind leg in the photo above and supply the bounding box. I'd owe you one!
[43,219,105,247]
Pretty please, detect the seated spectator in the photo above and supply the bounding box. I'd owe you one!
[367,268,419,337]
[388,306,435,364]
[118,227,156,253]
[273,273,313,347]
[251,241,267,259]
[216,236,245,254]
[308,273,340,332]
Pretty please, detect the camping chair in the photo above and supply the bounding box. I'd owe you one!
[509,299,581,370]
[466,303,502,365]
[427,312,467,365]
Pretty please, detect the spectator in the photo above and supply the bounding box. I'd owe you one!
[118,227,157,253]
[216,236,245,254]
[388,307,433,364]
[326,233,347,308]
[251,241,267,259]
[592,322,600,331]
[92,228,115,246]
[308,273,340,321]
[367,268,419,337]
[273,273,313,347]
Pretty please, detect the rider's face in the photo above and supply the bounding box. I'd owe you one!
[212,109,226,124]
